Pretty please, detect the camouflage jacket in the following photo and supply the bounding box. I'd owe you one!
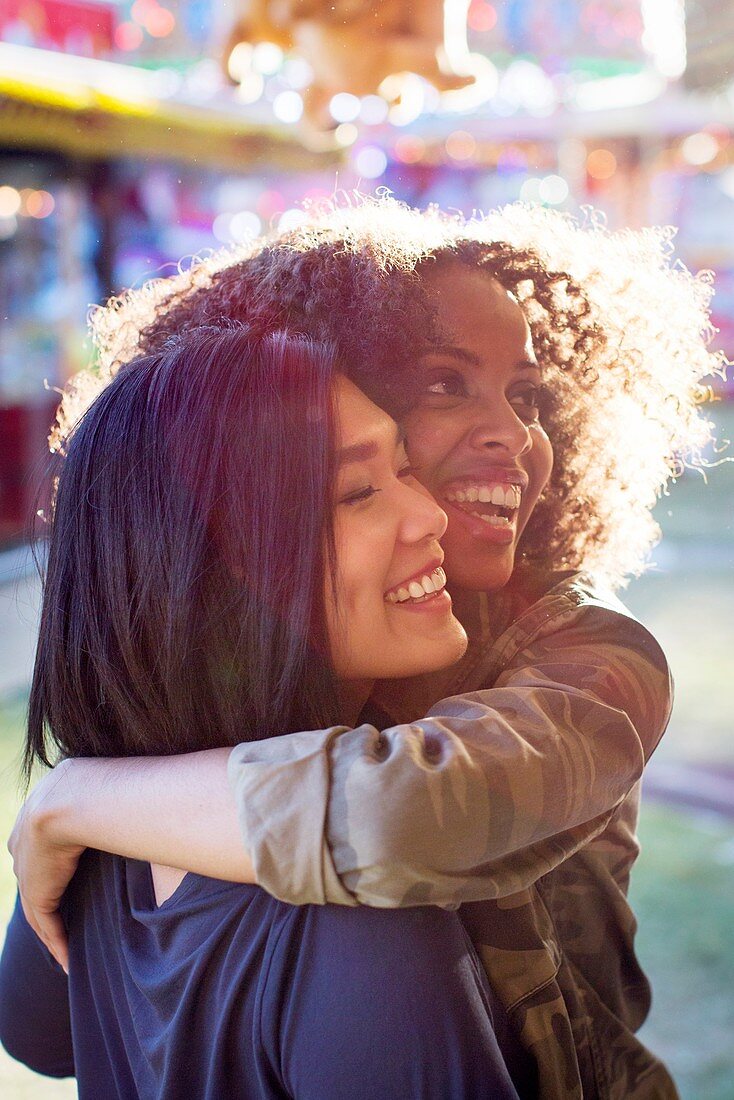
[229,571,679,1099]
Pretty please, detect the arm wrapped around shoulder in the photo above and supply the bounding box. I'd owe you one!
[229,600,672,908]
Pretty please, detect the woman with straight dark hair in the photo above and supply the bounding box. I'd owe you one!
[0,324,524,1098]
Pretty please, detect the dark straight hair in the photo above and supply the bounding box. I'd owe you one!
[25,326,341,780]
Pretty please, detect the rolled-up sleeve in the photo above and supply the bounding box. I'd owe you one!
[229,600,672,908]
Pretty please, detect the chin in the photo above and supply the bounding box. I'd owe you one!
[444,547,516,593]
[391,625,468,679]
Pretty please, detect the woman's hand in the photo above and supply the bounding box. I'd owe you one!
[8,749,255,973]
[8,760,84,974]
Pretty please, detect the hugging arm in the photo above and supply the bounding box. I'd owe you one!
[11,593,670,964]
[231,598,671,906]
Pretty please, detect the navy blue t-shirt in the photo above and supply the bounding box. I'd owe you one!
[0,850,524,1098]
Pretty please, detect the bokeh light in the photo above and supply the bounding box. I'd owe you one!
[445,130,477,162]
[359,95,389,126]
[334,123,359,147]
[130,0,150,24]
[586,148,618,180]
[519,177,543,203]
[0,217,17,240]
[0,186,21,218]
[393,136,426,164]
[329,93,361,123]
[281,58,313,89]
[229,210,262,240]
[145,6,175,38]
[538,175,569,205]
[227,43,254,83]
[25,190,55,218]
[354,146,388,179]
[681,132,719,167]
[114,22,144,51]
[468,0,498,32]
[278,208,308,232]
[273,91,303,124]
[212,212,232,242]
[252,42,283,75]
[236,72,265,104]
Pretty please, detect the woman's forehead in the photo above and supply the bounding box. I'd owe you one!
[420,268,532,354]
[333,375,398,453]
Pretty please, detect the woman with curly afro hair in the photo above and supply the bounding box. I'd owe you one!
[10,195,722,1099]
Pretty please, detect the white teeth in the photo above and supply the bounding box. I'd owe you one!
[386,566,447,604]
[479,514,511,526]
[447,484,522,510]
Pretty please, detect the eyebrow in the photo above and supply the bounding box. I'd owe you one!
[422,345,540,372]
[338,423,404,467]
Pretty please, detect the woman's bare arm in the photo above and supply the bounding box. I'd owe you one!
[9,750,253,970]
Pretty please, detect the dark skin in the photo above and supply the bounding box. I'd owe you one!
[404,266,554,592]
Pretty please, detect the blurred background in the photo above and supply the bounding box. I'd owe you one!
[0,1,732,1097]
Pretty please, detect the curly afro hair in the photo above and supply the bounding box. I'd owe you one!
[57,194,723,588]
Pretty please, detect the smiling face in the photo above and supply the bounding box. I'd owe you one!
[402,266,554,592]
[326,376,467,690]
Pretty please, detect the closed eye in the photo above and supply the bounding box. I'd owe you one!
[339,485,382,506]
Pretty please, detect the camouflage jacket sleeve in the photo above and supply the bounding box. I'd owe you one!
[228,577,672,907]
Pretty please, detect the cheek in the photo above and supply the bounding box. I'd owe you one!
[528,427,554,499]
[403,411,456,475]
[332,518,391,618]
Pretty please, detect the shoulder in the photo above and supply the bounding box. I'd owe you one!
[490,570,670,679]
[493,571,673,749]
[263,904,488,1024]
[265,905,518,1099]
[273,903,473,984]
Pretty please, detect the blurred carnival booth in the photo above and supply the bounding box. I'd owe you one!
[1,0,733,549]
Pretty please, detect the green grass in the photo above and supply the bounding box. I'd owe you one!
[631,803,734,1100]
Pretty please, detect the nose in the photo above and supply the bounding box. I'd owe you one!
[397,478,448,544]
[466,398,532,457]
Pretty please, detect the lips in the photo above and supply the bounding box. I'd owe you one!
[436,471,528,546]
[441,470,524,526]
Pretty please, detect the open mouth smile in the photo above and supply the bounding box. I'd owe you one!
[384,566,448,605]
[444,482,522,528]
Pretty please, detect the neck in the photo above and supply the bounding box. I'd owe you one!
[338,679,373,727]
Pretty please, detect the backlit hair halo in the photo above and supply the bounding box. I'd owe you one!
[53,193,725,589]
